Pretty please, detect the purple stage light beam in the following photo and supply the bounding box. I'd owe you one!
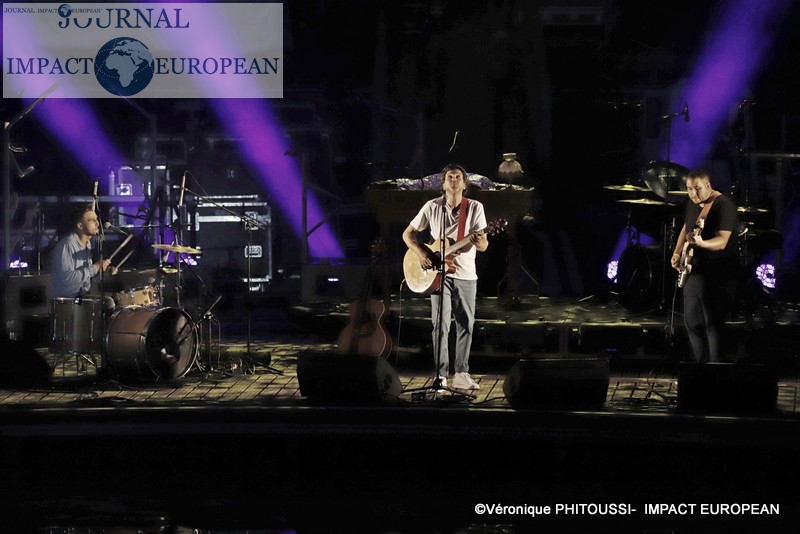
[146,5,342,258]
[30,99,126,191]
[5,21,126,193]
[669,0,790,167]
[209,99,343,258]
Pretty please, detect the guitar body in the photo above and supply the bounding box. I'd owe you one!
[337,298,393,358]
[336,240,393,358]
[402,240,454,294]
[678,218,705,288]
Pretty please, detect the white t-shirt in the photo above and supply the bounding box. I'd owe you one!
[409,196,487,280]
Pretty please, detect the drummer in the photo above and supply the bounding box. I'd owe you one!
[51,203,118,307]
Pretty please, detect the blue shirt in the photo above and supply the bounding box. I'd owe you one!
[51,232,98,298]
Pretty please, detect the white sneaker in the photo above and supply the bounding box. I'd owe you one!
[453,372,480,390]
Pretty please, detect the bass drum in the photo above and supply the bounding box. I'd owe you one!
[105,307,197,381]
[617,245,675,313]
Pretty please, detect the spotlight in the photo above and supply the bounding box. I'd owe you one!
[607,260,619,282]
[755,263,776,289]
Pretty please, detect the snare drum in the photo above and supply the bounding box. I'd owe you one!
[50,297,103,354]
[105,306,197,381]
[115,285,161,308]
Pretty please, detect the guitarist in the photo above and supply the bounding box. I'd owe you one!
[402,164,488,390]
[670,168,738,363]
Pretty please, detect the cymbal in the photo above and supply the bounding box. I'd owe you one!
[152,244,202,254]
[667,190,688,195]
[603,184,649,192]
[737,206,769,214]
[643,161,689,198]
[161,267,179,274]
[617,198,674,206]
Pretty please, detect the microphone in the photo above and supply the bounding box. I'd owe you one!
[449,130,460,153]
[178,172,186,208]
[684,102,690,122]
[93,180,99,197]
[104,222,129,235]
[17,165,35,179]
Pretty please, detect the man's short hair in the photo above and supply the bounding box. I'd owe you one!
[687,167,710,181]
[441,163,467,179]
[71,203,94,226]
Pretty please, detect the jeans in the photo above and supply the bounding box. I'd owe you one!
[430,277,477,377]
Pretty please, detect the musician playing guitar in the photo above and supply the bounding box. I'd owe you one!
[402,163,488,391]
[670,168,738,363]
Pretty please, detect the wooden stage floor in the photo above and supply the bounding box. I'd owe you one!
[2,292,800,533]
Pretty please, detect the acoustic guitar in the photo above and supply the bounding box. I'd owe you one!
[678,218,704,288]
[337,241,393,358]
[403,219,508,294]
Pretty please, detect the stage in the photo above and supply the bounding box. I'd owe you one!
[1,289,800,533]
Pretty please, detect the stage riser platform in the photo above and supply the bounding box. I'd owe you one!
[290,296,799,369]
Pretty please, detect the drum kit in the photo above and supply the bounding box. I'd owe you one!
[49,241,209,382]
[602,161,688,312]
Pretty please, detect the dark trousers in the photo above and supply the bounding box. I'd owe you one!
[682,274,732,363]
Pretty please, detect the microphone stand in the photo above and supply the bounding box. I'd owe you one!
[185,187,281,375]
[656,104,690,313]
[90,182,104,372]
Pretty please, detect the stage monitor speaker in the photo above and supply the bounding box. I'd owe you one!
[0,335,51,388]
[297,350,403,403]
[503,358,610,409]
[677,362,778,413]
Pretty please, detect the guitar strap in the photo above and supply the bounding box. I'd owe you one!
[694,191,719,228]
[456,197,469,242]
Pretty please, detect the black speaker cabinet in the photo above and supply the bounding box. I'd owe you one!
[297,350,403,402]
[677,362,778,413]
[503,358,610,409]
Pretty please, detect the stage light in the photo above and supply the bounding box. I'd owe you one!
[9,259,29,269]
[606,260,619,281]
[755,263,776,289]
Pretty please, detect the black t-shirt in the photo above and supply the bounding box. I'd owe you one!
[682,194,738,276]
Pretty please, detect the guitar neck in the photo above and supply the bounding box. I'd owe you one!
[443,232,478,257]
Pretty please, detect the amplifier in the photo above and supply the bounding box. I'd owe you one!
[3,274,52,343]
[192,197,272,283]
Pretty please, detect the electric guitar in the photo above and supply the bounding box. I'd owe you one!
[678,218,704,288]
[403,219,508,294]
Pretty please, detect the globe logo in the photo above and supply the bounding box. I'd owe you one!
[58,4,72,17]
[94,37,155,96]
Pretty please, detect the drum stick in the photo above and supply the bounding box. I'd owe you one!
[107,234,133,261]
[114,249,134,270]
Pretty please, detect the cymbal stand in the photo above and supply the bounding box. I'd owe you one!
[183,187,281,375]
